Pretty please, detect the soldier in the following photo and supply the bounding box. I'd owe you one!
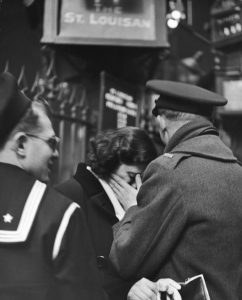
[0,72,106,300]
[110,80,242,300]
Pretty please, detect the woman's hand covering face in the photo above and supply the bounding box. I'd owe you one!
[109,173,141,211]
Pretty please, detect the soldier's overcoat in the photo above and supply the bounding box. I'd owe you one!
[110,118,242,300]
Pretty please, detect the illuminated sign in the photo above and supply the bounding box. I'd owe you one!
[42,0,168,47]
[98,71,140,131]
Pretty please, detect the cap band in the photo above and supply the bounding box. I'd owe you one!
[152,95,213,117]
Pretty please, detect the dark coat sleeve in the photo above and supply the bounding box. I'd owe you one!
[110,160,188,280]
[53,207,108,300]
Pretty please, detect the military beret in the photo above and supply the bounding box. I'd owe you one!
[0,72,31,143]
[146,80,228,117]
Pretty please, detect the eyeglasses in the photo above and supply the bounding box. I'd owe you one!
[26,133,60,152]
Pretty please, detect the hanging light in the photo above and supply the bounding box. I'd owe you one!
[166,0,186,29]
[167,18,179,29]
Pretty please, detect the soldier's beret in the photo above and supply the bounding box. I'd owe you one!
[0,72,31,143]
[146,80,228,117]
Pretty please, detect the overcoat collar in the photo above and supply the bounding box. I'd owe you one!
[74,163,103,197]
[74,163,118,221]
[165,118,237,162]
[165,117,218,152]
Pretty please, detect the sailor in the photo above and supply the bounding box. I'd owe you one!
[0,72,106,300]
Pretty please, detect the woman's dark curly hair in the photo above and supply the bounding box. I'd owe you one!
[87,126,157,180]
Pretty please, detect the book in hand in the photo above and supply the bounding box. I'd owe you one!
[159,274,210,300]
[179,274,210,300]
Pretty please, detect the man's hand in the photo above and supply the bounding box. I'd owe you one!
[157,278,181,300]
[109,173,141,211]
[127,278,158,300]
[127,278,181,300]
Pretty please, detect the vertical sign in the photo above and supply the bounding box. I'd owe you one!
[98,71,140,131]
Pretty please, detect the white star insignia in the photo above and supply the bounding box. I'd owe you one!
[3,213,13,223]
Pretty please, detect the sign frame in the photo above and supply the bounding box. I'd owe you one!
[42,0,169,47]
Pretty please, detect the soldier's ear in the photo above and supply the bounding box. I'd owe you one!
[14,132,28,157]
[157,115,167,132]
[156,115,169,145]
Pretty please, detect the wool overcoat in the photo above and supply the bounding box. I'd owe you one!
[56,163,134,300]
[110,118,242,300]
[0,163,105,300]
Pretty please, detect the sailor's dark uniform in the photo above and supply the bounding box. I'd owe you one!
[0,163,106,300]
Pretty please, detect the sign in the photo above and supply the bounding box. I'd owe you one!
[42,0,168,47]
[98,71,140,131]
[223,79,242,111]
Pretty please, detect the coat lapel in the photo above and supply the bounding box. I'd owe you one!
[74,163,118,221]
[90,192,118,222]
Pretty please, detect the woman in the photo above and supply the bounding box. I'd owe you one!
[56,126,158,300]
